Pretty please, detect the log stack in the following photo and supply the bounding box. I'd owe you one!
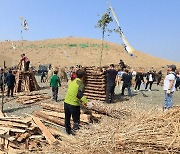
[14,70,40,93]
[0,116,51,152]
[84,67,106,101]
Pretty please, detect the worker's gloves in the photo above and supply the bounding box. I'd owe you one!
[166,89,171,94]
[87,101,94,109]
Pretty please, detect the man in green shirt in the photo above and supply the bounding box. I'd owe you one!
[64,69,88,135]
[50,70,61,101]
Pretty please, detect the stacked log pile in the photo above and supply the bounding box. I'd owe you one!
[14,70,40,93]
[84,67,106,101]
[16,94,51,105]
[0,116,52,152]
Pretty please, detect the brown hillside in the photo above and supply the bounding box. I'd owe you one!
[0,37,179,70]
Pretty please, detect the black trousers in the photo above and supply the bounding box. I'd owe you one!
[106,83,115,103]
[145,81,153,90]
[0,83,4,92]
[25,61,30,71]
[135,81,141,90]
[52,87,58,101]
[7,86,14,97]
[157,78,161,85]
[64,103,80,134]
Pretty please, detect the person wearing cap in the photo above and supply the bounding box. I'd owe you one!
[64,69,88,135]
[163,65,177,110]
[20,54,30,71]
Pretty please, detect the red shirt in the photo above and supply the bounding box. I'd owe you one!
[22,56,30,62]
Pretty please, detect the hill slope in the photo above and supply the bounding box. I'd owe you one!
[0,37,179,70]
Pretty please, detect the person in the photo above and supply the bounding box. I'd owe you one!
[163,65,177,110]
[0,68,6,92]
[50,70,61,101]
[121,69,132,96]
[119,60,126,70]
[0,68,4,92]
[64,69,88,135]
[41,71,46,83]
[175,71,180,91]
[20,54,30,71]
[156,70,163,86]
[134,71,144,91]
[145,70,155,91]
[71,67,77,81]
[103,64,118,103]
[6,70,16,97]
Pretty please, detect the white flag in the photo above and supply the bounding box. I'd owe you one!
[20,17,28,30]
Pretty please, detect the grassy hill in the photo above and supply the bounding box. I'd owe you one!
[0,37,179,70]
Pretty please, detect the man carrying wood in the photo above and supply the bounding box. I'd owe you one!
[64,69,88,135]
[50,70,61,102]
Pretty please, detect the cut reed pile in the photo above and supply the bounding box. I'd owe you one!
[115,106,180,153]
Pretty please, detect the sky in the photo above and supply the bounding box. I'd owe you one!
[0,0,180,62]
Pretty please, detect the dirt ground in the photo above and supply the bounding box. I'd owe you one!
[1,76,180,153]
[3,76,180,117]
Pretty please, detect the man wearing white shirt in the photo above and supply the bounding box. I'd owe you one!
[163,65,177,110]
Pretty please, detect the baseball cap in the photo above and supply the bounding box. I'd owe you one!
[168,64,176,71]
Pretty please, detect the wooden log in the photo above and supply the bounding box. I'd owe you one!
[84,93,106,97]
[86,96,106,101]
[31,115,56,145]
[86,78,105,82]
[85,84,106,88]
[84,90,106,95]
[86,75,105,79]
[85,87,105,91]
[41,103,64,113]
[34,112,64,127]
[86,81,105,85]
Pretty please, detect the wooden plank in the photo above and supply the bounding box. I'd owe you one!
[0,127,26,133]
[17,132,30,142]
[31,115,56,145]
[0,121,28,128]
[0,111,4,117]
[0,117,31,125]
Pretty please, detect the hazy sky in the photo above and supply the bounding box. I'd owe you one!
[0,0,180,62]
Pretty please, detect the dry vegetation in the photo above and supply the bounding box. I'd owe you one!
[0,37,179,69]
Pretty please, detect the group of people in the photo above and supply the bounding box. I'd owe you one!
[0,68,16,97]
[104,61,179,112]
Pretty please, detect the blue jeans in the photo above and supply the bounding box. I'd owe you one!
[164,91,173,109]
